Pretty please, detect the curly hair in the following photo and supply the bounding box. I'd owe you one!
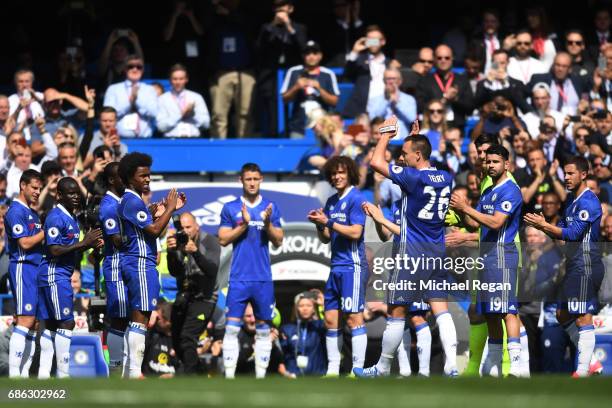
[323,156,360,186]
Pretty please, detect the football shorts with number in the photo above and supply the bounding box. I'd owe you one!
[322,186,368,313]
[557,189,604,315]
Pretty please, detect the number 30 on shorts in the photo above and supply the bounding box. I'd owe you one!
[341,297,353,311]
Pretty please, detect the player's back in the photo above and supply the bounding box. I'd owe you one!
[392,166,452,248]
[5,199,43,265]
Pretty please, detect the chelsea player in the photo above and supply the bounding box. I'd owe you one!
[355,116,458,377]
[307,156,369,376]
[38,177,103,378]
[450,145,523,377]
[6,170,44,378]
[98,162,128,370]
[218,162,284,379]
[118,152,186,378]
[524,156,604,377]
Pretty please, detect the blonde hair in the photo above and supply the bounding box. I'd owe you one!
[422,99,448,133]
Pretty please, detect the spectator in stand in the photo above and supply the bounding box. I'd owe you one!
[280,291,327,376]
[511,129,532,169]
[157,64,210,138]
[471,94,526,140]
[103,55,158,138]
[471,9,504,73]
[572,125,593,160]
[565,30,595,82]
[281,41,339,138]
[342,25,389,118]
[590,107,611,154]
[515,147,566,213]
[366,68,416,139]
[37,161,62,216]
[535,114,574,166]
[6,145,37,199]
[521,83,565,138]
[0,132,27,175]
[82,107,127,167]
[255,0,307,137]
[49,45,89,104]
[592,155,612,201]
[529,52,589,116]
[416,44,473,129]
[8,69,45,145]
[205,0,258,139]
[474,49,531,115]
[431,127,467,176]
[142,300,180,378]
[526,7,558,70]
[464,52,484,98]
[57,142,80,178]
[0,95,10,138]
[541,191,562,226]
[162,1,205,92]
[420,99,448,158]
[322,0,365,66]
[98,29,144,95]
[591,44,612,112]
[506,30,548,85]
[586,8,610,61]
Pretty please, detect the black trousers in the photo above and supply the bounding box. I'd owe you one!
[171,293,215,375]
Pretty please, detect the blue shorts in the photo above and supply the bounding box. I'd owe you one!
[477,256,519,315]
[559,264,604,315]
[324,265,367,313]
[8,262,38,316]
[408,300,431,315]
[121,257,160,312]
[105,280,128,318]
[226,281,275,321]
[38,280,73,322]
[423,266,450,301]
[102,253,123,282]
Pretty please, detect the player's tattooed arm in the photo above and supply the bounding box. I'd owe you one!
[218,203,250,246]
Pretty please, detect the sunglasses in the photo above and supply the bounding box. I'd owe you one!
[542,201,558,205]
[593,162,605,168]
[436,56,451,60]
[419,59,434,64]
[566,40,583,45]
[383,77,400,81]
[575,134,589,139]
[127,64,143,70]
[429,108,444,114]
[516,41,531,46]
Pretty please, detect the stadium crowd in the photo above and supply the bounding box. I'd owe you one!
[0,0,611,379]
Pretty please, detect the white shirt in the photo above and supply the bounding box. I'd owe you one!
[367,53,387,101]
[520,109,565,139]
[156,89,210,137]
[507,57,548,85]
[8,91,45,142]
[6,163,40,199]
[483,34,500,73]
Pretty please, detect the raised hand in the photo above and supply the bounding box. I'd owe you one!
[241,203,251,224]
[262,203,273,225]
[379,115,399,138]
[83,228,103,248]
[524,213,546,229]
[165,188,179,211]
[176,192,187,210]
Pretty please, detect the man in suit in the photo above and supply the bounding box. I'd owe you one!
[586,8,610,62]
[529,52,589,116]
[342,25,389,118]
[416,44,473,129]
[591,44,612,112]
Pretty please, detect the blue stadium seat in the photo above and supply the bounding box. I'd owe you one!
[141,78,171,92]
[595,333,612,376]
[69,333,109,377]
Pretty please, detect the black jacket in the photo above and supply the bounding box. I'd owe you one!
[528,73,589,101]
[342,52,389,118]
[475,77,532,114]
[416,71,474,128]
[168,232,220,301]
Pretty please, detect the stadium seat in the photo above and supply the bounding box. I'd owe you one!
[69,333,109,377]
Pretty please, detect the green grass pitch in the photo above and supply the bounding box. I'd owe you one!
[1,376,611,407]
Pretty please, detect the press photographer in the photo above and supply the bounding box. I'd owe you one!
[167,212,220,375]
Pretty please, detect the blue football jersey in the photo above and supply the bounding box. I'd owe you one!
[559,189,603,270]
[40,204,80,285]
[385,199,402,244]
[118,189,156,264]
[219,196,282,282]
[477,178,522,257]
[387,164,451,250]
[5,199,43,265]
[99,192,121,259]
[323,186,367,268]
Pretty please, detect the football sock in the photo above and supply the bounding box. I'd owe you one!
[576,325,595,377]
[222,321,241,379]
[507,337,521,377]
[351,325,367,370]
[107,328,125,369]
[254,323,272,379]
[375,318,404,374]
[126,322,146,378]
[519,326,530,377]
[415,322,431,376]
[9,325,28,378]
[465,322,487,376]
[482,339,503,377]
[397,330,412,376]
[435,312,458,374]
[326,328,342,375]
[38,330,55,379]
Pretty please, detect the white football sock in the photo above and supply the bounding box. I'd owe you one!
[519,326,530,377]
[20,330,36,378]
[9,325,28,378]
[435,312,458,374]
[127,322,146,378]
[507,337,521,377]
[222,322,241,379]
[576,325,595,377]
[38,330,55,379]
[351,325,367,370]
[397,330,412,377]
[415,322,431,376]
[254,323,272,379]
[482,339,503,377]
[107,328,125,369]
[55,329,72,378]
[326,328,342,375]
[376,318,404,375]
[122,329,129,378]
